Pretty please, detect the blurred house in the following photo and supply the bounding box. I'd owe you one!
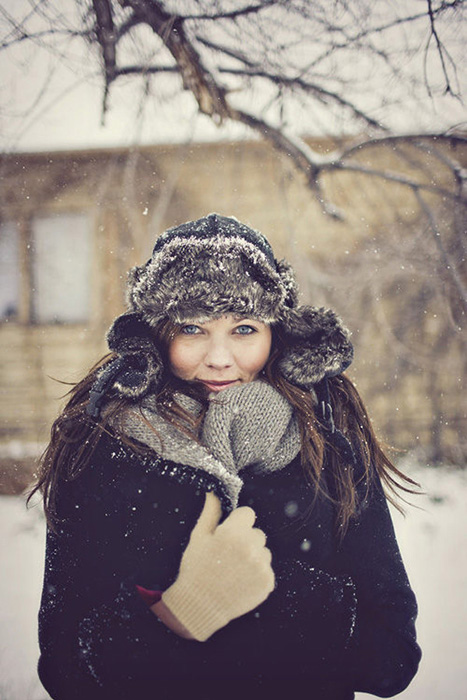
[0,137,465,490]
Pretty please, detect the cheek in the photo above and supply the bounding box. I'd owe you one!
[242,332,272,375]
[168,340,197,378]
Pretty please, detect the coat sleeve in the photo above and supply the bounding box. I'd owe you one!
[240,462,421,696]
[335,474,421,696]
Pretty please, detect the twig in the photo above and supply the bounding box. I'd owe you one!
[414,188,467,308]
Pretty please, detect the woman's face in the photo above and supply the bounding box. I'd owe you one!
[168,314,272,393]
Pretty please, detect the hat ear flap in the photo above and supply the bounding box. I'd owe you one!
[88,312,165,411]
[107,311,157,355]
[106,311,165,397]
[111,352,163,400]
[278,307,353,389]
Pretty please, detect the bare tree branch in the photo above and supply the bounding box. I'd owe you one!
[119,0,231,121]
[327,159,464,202]
[179,2,275,22]
[215,64,385,130]
[425,0,462,98]
[311,0,462,48]
[414,189,467,308]
[232,107,344,218]
[194,34,258,70]
[115,63,178,76]
[339,132,467,159]
[114,11,141,40]
[0,27,85,51]
[2,0,465,225]
[92,0,117,117]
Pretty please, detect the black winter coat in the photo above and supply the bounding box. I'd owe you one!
[38,430,421,700]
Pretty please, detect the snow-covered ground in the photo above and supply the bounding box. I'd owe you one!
[0,463,466,699]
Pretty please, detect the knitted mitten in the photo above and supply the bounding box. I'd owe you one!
[161,492,275,641]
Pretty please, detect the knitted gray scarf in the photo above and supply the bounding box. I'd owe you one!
[118,381,301,508]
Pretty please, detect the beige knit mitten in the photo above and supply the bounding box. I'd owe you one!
[161,492,275,642]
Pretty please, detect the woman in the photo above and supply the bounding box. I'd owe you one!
[33,213,421,699]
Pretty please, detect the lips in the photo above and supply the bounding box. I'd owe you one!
[198,380,239,392]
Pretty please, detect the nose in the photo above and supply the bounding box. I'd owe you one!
[204,338,234,370]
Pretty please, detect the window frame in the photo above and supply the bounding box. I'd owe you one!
[0,209,94,326]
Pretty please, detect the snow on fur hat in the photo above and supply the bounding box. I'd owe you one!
[88,214,353,416]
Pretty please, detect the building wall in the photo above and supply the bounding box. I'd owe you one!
[0,137,465,480]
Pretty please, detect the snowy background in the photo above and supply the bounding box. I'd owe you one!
[0,460,466,699]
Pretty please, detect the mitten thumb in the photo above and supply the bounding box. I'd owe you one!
[190,492,223,538]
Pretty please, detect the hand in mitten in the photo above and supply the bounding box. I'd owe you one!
[160,492,275,641]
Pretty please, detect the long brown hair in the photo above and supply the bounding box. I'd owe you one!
[264,326,419,533]
[29,318,418,535]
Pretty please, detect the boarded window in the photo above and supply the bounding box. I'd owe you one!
[0,221,20,320]
[31,212,91,323]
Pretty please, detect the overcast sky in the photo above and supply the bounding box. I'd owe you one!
[0,0,247,152]
[1,0,466,154]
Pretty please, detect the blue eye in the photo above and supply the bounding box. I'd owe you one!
[235,324,256,335]
[181,324,201,335]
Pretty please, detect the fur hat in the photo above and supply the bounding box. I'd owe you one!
[88,214,353,416]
